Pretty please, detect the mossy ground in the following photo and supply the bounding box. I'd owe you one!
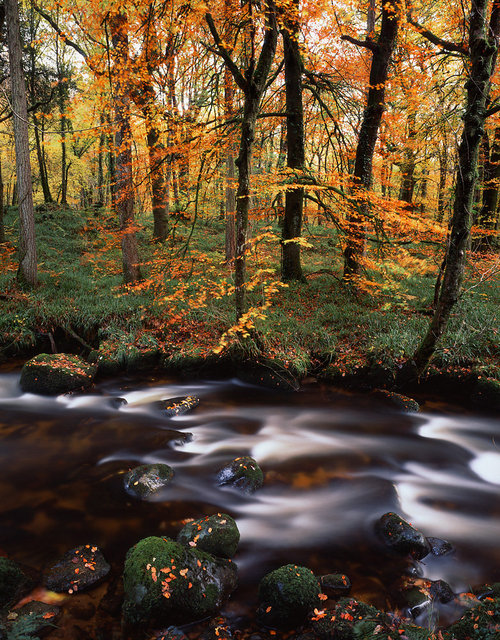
[0,206,498,390]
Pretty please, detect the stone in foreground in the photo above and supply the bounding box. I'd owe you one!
[122,536,238,626]
[44,544,110,593]
[20,353,95,395]
[257,564,321,629]
[160,396,200,417]
[177,513,240,558]
[124,463,174,499]
[216,456,263,494]
[0,557,33,611]
[375,512,430,559]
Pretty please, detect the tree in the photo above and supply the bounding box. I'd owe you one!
[5,0,37,287]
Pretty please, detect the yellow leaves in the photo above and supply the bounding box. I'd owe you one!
[282,237,314,249]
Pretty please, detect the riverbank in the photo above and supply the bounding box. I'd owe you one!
[0,206,498,409]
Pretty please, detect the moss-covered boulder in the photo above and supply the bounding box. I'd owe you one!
[375,512,430,559]
[0,557,32,611]
[89,336,159,375]
[4,601,60,637]
[320,573,351,597]
[20,353,95,395]
[177,513,240,558]
[216,456,263,494]
[257,564,321,629]
[124,463,174,499]
[372,389,420,412]
[311,599,389,640]
[44,544,110,593]
[471,377,500,411]
[446,593,500,639]
[122,536,238,626]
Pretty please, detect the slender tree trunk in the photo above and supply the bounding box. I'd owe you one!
[475,125,500,248]
[33,116,53,203]
[367,0,376,36]
[0,159,4,243]
[412,0,500,374]
[281,0,305,282]
[110,12,141,283]
[56,38,68,207]
[6,0,37,287]
[97,116,105,206]
[399,111,417,203]
[224,65,237,261]
[437,146,448,221]
[342,0,401,279]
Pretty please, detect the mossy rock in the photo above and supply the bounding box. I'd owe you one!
[372,389,420,412]
[20,353,95,395]
[257,564,321,629]
[375,512,430,559]
[154,396,200,417]
[216,456,263,494]
[90,338,159,375]
[446,594,500,639]
[4,601,60,637]
[320,573,351,596]
[44,544,110,593]
[122,536,238,626]
[124,464,174,499]
[471,378,500,411]
[0,557,32,612]
[154,627,188,640]
[311,598,389,640]
[177,513,240,558]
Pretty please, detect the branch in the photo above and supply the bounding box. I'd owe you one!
[34,4,89,60]
[205,13,247,92]
[340,34,378,52]
[254,0,279,93]
[407,17,467,55]
[0,90,56,124]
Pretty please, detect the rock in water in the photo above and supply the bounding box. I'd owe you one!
[257,564,321,629]
[160,396,200,417]
[124,463,174,499]
[20,353,95,395]
[44,545,110,593]
[177,513,240,558]
[122,536,238,626]
[0,557,33,611]
[216,456,263,494]
[5,601,60,636]
[320,572,351,596]
[375,512,430,559]
[426,536,453,557]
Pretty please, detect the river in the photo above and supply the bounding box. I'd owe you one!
[0,369,499,636]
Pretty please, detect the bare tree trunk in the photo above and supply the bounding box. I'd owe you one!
[281,0,305,282]
[97,115,105,206]
[437,145,448,221]
[475,124,500,248]
[0,159,4,243]
[224,65,237,261]
[399,111,417,203]
[6,0,37,287]
[110,12,141,283]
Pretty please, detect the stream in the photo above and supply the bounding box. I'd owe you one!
[0,369,499,636]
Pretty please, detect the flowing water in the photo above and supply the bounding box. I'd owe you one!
[0,368,499,636]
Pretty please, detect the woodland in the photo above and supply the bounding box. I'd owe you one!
[0,0,499,392]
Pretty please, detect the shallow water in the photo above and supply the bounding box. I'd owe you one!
[0,370,499,635]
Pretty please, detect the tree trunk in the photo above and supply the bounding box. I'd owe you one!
[97,116,105,206]
[6,0,37,287]
[224,65,237,261]
[437,146,448,221]
[475,124,500,248]
[281,0,305,282]
[412,0,500,374]
[343,0,401,279]
[399,111,417,203]
[56,37,68,207]
[0,159,4,244]
[110,12,141,283]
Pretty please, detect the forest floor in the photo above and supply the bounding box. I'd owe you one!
[0,205,498,400]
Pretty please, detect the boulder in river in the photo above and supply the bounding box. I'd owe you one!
[160,396,200,417]
[154,627,188,640]
[319,572,351,596]
[372,389,420,412]
[426,536,453,557]
[44,544,110,593]
[257,564,321,629]
[122,536,238,626]
[0,557,33,612]
[20,353,95,395]
[311,598,389,640]
[177,513,240,558]
[375,512,430,559]
[4,601,60,637]
[216,456,263,494]
[124,463,174,499]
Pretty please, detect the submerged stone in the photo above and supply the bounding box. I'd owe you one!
[216,456,263,494]
[5,601,60,636]
[372,389,420,412]
[375,512,430,559]
[426,536,453,557]
[122,536,238,626]
[257,564,321,629]
[44,544,110,593]
[177,513,240,558]
[319,572,351,597]
[20,353,95,395]
[154,627,188,640]
[0,557,32,611]
[429,579,454,604]
[124,463,174,499]
[160,396,200,417]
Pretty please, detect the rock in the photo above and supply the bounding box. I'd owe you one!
[216,457,263,494]
[375,512,430,559]
[20,353,95,395]
[429,579,454,604]
[122,536,238,626]
[124,463,174,499]
[0,557,32,611]
[403,586,431,618]
[203,616,233,640]
[426,536,453,556]
[5,601,60,636]
[177,513,240,558]
[160,396,200,417]
[372,389,420,412]
[154,627,188,640]
[257,564,321,629]
[311,598,389,640]
[446,593,500,639]
[319,573,351,596]
[471,378,500,411]
[44,544,110,593]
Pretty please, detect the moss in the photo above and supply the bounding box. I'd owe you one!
[257,564,321,629]
[446,595,500,639]
[0,558,31,612]
[122,536,237,626]
[177,513,240,558]
[124,464,174,499]
[216,456,264,494]
[19,353,95,395]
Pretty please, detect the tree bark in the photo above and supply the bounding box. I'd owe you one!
[0,159,4,244]
[437,145,448,221]
[342,0,401,280]
[109,12,141,284]
[399,111,417,203]
[6,0,38,287]
[281,0,305,282]
[475,124,500,247]
[224,65,237,261]
[412,0,500,374]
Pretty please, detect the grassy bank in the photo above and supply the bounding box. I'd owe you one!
[0,205,498,390]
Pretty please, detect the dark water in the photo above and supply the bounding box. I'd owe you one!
[0,370,499,636]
